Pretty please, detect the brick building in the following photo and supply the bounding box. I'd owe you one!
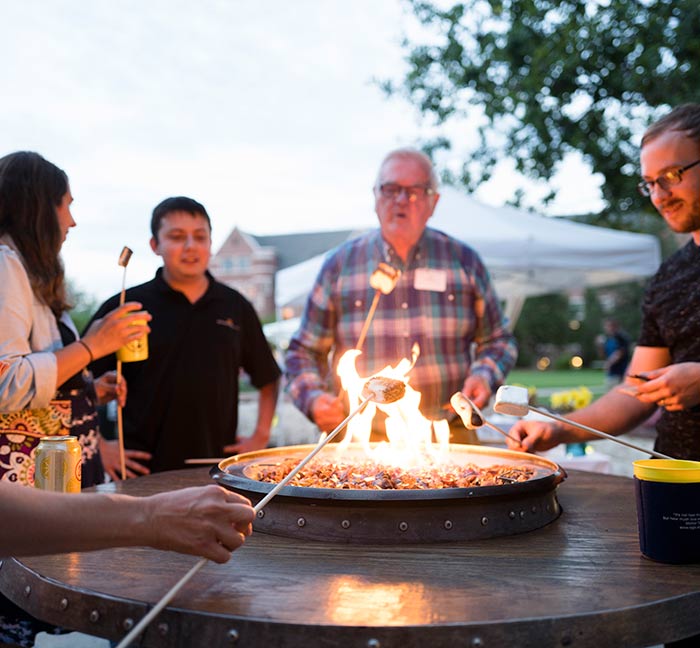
[210,227,356,320]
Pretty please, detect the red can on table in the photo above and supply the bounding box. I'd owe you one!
[34,435,82,493]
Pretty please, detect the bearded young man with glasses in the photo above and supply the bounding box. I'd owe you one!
[508,104,700,467]
[285,148,517,441]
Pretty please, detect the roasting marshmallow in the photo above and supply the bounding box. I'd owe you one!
[369,263,401,295]
[450,392,484,429]
[494,385,530,417]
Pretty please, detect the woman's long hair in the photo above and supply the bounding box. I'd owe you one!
[0,151,71,316]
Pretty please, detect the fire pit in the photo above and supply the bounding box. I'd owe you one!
[211,444,565,544]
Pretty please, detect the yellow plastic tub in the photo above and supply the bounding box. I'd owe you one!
[633,459,700,483]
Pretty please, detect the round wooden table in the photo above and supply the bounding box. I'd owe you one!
[2,468,700,647]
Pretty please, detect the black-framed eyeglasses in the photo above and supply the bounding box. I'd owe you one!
[378,183,436,203]
[637,159,700,197]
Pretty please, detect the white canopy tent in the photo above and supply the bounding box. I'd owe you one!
[271,187,661,340]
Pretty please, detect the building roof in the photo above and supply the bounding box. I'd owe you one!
[251,230,358,270]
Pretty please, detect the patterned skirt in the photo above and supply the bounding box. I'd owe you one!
[0,380,105,488]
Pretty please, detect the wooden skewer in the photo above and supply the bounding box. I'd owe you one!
[116,268,127,481]
[355,289,380,352]
[184,458,226,465]
[115,246,132,481]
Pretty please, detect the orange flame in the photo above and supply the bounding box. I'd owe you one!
[334,345,450,466]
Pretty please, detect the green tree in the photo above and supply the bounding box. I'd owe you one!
[67,281,99,333]
[385,0,700,222]
[513,293,572,366]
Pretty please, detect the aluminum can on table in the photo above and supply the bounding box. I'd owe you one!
[34,435,82,493]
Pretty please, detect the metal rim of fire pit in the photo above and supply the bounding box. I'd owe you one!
[211,444,566,544]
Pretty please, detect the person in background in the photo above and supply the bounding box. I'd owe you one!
[89,196,281,478]
[285,148,517,441]
[508,103,700,464]
[0,482,254,562]
[0,150,151,647]
[599,318,631,387]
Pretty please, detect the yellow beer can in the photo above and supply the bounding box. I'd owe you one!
[34,435,82,493]
[116,313,149,362]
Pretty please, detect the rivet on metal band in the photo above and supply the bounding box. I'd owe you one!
[228,628,240,642]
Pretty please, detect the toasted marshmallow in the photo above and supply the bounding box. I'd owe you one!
[369,263,401,295]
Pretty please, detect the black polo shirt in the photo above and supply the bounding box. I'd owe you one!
[89,269,281,472]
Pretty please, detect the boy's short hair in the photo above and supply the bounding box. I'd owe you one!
[151,196,211,241]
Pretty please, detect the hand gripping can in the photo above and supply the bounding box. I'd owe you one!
[34,435,82,493]
[116,312,149,362]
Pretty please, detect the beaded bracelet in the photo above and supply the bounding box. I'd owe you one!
[77,339,94,363]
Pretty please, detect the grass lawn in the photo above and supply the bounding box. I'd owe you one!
[508,368,607,391]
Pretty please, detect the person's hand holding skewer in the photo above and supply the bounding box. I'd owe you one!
[114,374,407,648]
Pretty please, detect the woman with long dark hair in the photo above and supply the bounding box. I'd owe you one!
[0,150,151,645]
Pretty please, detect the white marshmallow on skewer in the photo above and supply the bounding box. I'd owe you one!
[369,262,401,295]
[451,391,523,443]
[494,385,530,417]
[493,384,674,460]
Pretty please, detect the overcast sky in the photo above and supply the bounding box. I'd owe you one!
[0,0,604,304]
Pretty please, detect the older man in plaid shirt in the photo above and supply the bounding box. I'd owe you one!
[285,148,517,440]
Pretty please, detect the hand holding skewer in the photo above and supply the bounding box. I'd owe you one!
[114,375,407,648]
[493,385,674,460]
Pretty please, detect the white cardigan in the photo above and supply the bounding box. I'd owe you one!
[0,236,78,412]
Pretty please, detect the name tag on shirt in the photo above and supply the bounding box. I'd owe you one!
[414,268,447,292]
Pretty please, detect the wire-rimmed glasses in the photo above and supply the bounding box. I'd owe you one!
[637,159,700,196]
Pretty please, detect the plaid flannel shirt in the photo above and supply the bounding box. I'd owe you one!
[285,228,517,420]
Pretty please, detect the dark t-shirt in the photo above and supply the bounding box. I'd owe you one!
[638,240,700,459]
[89,269,281,472]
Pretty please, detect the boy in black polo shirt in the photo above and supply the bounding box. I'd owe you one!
[89,196,281,478]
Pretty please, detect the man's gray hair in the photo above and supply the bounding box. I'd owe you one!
[375,148,439,189]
